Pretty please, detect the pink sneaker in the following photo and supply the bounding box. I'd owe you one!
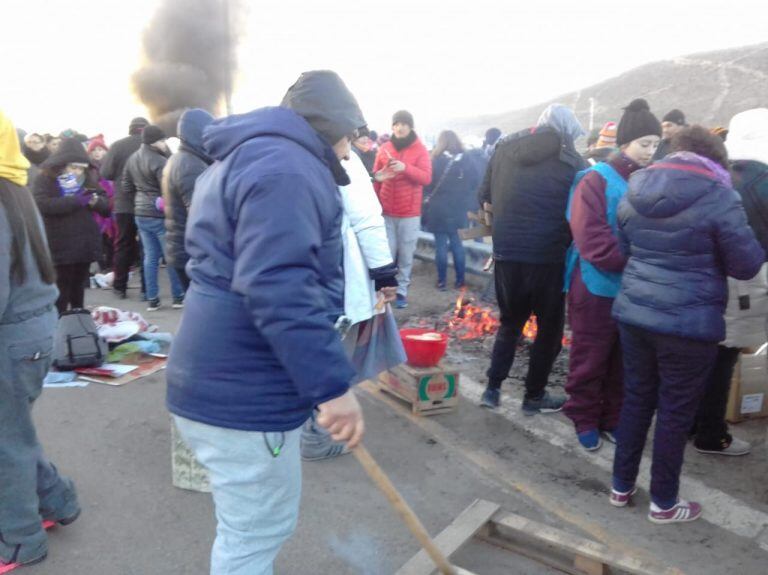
[648,500,702,524]
[609,486,637,508]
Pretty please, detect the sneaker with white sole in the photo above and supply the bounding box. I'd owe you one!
[172,296,185,309]
[521,391,566,416]
[695,434,750,456]
[601,429,617,444]
[648,499,702,524]
[609,486,637,508]
[147,299,161,312]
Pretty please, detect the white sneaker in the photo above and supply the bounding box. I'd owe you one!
[695,435,751,456]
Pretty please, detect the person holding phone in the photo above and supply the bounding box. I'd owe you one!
[372,110,432,309]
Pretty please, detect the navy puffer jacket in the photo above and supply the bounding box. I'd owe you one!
[613,155,765,342]
[166,105,359,432]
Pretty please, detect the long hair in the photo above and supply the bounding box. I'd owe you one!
[0,183,56,285]
[431,130,464,159]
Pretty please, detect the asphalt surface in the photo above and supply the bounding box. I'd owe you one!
[25,266,768,574]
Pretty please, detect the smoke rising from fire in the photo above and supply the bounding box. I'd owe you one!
[132,0,243,135]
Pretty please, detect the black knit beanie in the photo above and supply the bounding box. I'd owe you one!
[616,99,662,146]
[392,110,414,128]
[142,125,166,145]
[662,109,686,126]
[129,117,149,135]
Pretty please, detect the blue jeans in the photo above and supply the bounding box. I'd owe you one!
[135,216,184,301]
[433,231,465,286]
[173,416,302,575]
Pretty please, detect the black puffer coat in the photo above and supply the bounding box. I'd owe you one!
[122,144,169,218]
[33,169,110,266]
[477,126,585,263]
[100,134,142,214]
[163,109,214,267]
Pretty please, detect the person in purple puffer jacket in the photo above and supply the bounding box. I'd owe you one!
[609,126,764,525]
[88,136,117,272]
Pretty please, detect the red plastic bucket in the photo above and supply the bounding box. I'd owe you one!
[399,328,448,367]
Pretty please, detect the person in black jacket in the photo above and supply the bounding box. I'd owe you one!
[162,109,214,291]
[652,109,687,162]
[100,117,148,299]
[478,104,586,413]
[33,139,110,313]
[123,125,185,311]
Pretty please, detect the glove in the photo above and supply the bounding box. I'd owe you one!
[155,197,165,212]
[370,263,399,291]
[76,192,93,207]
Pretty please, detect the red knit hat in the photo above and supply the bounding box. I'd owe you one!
[87,135,108,154]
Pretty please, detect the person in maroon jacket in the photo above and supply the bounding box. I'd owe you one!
[372,110,432,308]
[563,99,662,451]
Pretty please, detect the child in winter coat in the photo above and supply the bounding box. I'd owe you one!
[610,126,764,524]
[564,99,661,452]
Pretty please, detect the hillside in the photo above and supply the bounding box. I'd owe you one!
[449,42,768,137]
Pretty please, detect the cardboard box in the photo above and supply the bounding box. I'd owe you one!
[726,350,768,423]
[378,362,460,416]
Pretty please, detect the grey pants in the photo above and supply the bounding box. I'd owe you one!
[384,216,421,297]
[0,309,79,564]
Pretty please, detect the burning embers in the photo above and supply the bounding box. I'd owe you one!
[446,290,538,342]
[448,292,499,340]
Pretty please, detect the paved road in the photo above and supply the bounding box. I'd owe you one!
[25,272,768,574]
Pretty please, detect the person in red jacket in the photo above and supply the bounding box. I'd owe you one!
[373,110,432,308]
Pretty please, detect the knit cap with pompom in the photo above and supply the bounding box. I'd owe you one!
[616,98,662,146]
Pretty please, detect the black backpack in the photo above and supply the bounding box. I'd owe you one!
[53,309,108,370]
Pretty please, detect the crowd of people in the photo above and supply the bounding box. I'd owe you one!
[2,68,768,573]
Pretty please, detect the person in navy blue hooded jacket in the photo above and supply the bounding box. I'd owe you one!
[609,126,764,525]
[166,71,368,575]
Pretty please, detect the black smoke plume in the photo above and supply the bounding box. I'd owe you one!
[132,0,242,135]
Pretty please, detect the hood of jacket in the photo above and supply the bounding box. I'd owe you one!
[178,108,214,159]
[203,106,351,185]
[280,70,367,146]
[625,157,721,219]
[497,126,562,167]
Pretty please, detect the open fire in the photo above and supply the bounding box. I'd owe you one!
[445,290,539,341]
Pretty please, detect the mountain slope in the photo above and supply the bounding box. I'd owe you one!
[450,42,768,136]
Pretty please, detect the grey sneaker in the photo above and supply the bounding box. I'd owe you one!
[695,435,751,456]
[300,418,350,462]
[522,391,566,416]
[480,388,500,409]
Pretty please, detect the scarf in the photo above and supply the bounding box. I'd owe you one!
[536,104,586,145]
[390,131,417,151]
[0,111,31,186]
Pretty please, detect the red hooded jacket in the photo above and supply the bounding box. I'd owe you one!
[373,138,432,217]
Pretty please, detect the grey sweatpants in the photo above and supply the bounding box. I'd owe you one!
[384,215,421,297]
[0,308,79,564]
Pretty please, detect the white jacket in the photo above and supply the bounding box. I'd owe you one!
[341,153,394,325]
[722,264,768,350]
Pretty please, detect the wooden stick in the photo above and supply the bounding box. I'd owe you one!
[353,444,458,575]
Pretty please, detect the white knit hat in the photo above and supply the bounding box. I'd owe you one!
[727,108,768,165]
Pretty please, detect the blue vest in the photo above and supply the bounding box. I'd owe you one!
[564,162,627,298]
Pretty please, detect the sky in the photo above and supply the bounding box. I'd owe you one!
[3,0,767,144]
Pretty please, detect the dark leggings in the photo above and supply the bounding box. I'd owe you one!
[55,263,91,314]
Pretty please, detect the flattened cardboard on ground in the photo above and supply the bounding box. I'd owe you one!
[726,350,768,423]
[77,356,167,386]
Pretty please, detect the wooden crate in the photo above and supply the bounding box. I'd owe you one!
[378,363,460,416]
[170,418,211,493]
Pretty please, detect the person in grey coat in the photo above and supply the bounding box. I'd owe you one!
[0,112,80,571]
